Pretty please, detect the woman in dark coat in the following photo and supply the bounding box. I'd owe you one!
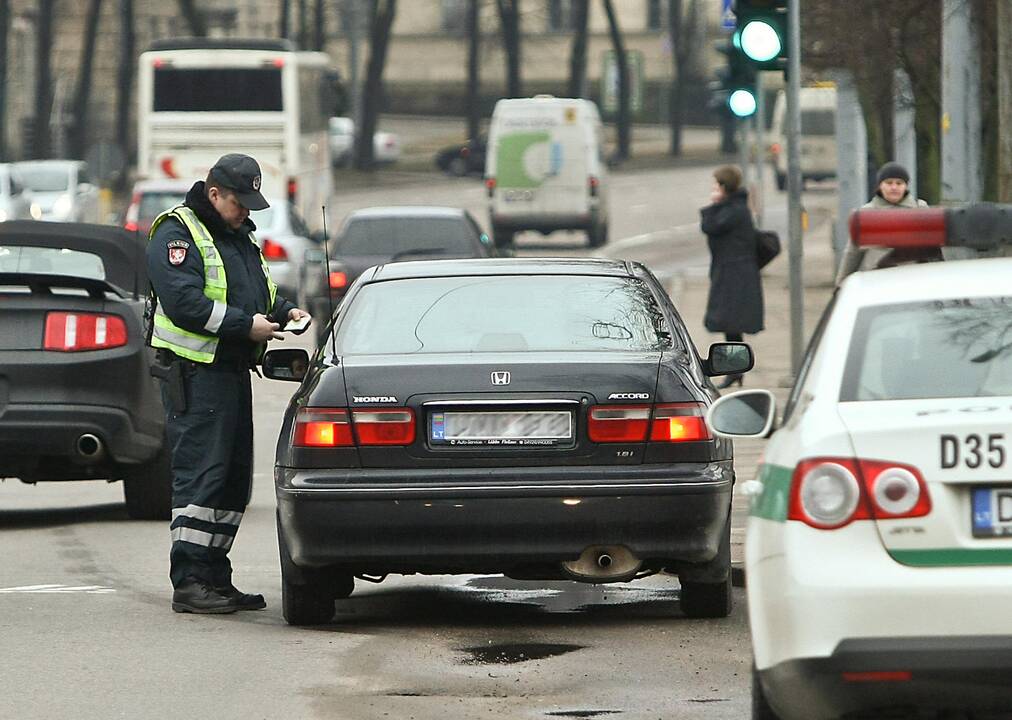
[699,165,763,388]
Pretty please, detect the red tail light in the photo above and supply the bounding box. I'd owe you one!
[44,312,127,352]
[328,271,348,289]
[293,408,354,447]
[261,237,287,261]
[588,405,651,443]
[287,178,297,203]
[788,457,931,530]
[272,58,285,68]
[485,177,496,197]
[351,409,415,446]
[842,671,912,683]
[770,142,782,155]
[588,176,599,197]
[461,146,470,158]
[849,207,946,249]
[124,221,139,233]
[649,403,710,442]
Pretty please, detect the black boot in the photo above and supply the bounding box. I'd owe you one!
[217,584,267,611]
[172,577,238,614]
[715,374,744,390]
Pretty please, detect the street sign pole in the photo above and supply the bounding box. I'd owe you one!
[786,0,804,376]
[754,72,766,227]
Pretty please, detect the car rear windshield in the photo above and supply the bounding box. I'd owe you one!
[153,68,283,112]
[0,246,105,280]
[139,192,185,222]
[17,167,70,192]
[336,217,476,257]
[336,275,671,355]
[841,297,1012,401]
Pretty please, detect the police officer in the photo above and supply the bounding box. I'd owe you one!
[146,153,310,614]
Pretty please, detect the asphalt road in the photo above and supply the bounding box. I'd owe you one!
[1,162,756,720]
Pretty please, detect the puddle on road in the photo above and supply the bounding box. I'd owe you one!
[459,642,584,665]
[545,711,622,718]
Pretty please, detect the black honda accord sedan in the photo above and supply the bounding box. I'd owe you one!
[264,258,753,625]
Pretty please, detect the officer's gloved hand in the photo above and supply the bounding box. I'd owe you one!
[250,313,284,342]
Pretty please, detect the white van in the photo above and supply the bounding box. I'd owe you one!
[485,96,609,248]
[769,86,837,190]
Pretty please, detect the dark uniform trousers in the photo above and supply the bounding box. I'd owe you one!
[163,358,253,590]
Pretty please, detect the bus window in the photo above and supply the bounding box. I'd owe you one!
[154,68,283,112]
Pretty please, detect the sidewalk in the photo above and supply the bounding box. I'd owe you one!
[670,190,840,582]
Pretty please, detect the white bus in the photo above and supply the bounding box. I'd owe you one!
[137,38,333,228]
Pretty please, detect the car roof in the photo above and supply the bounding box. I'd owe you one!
[14,159,84,169]
[132,179,193,192]
[347,206,469,220]
[841,256,1012,307]
[363,257,639,283]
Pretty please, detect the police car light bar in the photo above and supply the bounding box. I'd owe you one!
[849,204,1012,251]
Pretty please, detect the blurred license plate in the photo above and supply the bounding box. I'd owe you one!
[430,411,572,447]
[971,487,1012,538]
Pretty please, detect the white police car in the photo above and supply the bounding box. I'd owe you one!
[706,205,1012,719]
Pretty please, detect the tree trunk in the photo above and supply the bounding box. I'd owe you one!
[279,0,290,39]
[466,0,480,140]
[116,0,135,180]
[177,0,206,36]
[567,0,589,98]
[297,0,308,50]
[33,0,55,159]
[496,0,521,98]
[353,0,396,170]
[68,0,103,160]
[313,0,326,51]
[668,0,699,156]
[602,0,630,160]
[0,0,9,161]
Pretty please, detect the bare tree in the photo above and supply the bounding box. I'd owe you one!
[177,0,206,36]
[67,0,103,160]
[667,0,700,156]
[116,0,135,177]
[313,0,326,50]
[567,0,589,98]
[0,0,9,161]
[32,0,55,158]
[353,0,396,170]
[496,0,521,97]
[279,0,290,38]
[466,0,481,140]
[602,0,629,160]
[297,0,308,49]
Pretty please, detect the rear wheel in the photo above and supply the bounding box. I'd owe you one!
[282,573,336,626]
[751,663,782,719]
[493,228,514,249]
[679,511,732,618]
[122,440,172,520]
[775,171,787,191]
[448,157,468,176]
[588,223,608,248]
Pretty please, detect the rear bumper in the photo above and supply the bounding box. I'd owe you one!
[490,211,600,233]
[761,636,1012,720]
[276,462,732,572]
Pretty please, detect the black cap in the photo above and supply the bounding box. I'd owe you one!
[876,161,910,185]
[209,153,269,210]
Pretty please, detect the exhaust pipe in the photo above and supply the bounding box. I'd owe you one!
[76,434,105,461]
[597,554,613,569]
[562,545,640,582]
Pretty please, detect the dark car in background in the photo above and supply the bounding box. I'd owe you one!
[434,135,486,177]
[264,258,753,625]
[306,206,497,342]
[0,221,171,519]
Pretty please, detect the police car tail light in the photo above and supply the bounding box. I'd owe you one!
[849,207,946,249]
[649,403,711,442]
[588,405,651,443]
[43,312,127,352]
[287,178,297,203]
[351,409,416,446]
[293,408,354,447]
[261,237,287,261]
[788,458,870,529]
[860,460,931,519]
[485,177,496,197]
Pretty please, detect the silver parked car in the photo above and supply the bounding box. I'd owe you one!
[250,199,325,309]
[0,164,33,223]
[15,160,100,223]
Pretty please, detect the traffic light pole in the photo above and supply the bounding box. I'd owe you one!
[754,72,766,227]
[785,0,804,376]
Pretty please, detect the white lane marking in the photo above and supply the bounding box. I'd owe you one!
[0,584,115,594]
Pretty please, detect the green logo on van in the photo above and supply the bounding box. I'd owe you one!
[497,131,559,189]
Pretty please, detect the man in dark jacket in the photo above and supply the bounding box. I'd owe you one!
[147,153,310,614]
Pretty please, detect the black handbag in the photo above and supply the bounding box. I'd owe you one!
[755,229,781,269]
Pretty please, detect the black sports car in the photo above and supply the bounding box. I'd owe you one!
[0,221,171,519]
[434,135,486,177]
[264,258,753,625]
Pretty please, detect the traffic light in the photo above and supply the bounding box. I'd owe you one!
[710,40,757,118]
[733,0,788,71]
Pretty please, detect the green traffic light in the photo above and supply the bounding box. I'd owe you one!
[728,89,757,117]
[739,19,782,62]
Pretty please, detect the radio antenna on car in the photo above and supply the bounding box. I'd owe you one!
[321,206,338,360]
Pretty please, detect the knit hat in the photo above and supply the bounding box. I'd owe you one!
[876,161,910,185]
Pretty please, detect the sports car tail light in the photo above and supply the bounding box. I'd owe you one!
[351,409,415,446]
[261,237,287,261]
[842,671,912,683]
[788,457,930,529]
[649,403,710,442]
[588,405,651,443]
[43,312,127,352]
[293,408,354,447]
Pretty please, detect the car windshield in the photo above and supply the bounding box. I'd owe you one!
[0,245,105,280]
[17,167,70,192]
[139,192,186,223]
[336,275,671,355]
[841,297,1012,401]
[336,217,475,257]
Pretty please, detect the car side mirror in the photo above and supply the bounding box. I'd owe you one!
[263,348,310,382]
[304,247,326,264]
[704,342,754,376]
[705,389,777,438]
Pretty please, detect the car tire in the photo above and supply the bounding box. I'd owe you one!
[751,663,782,719]
[679,512,732,618]
[588,223,608,248]
[493,228,514,249]
[448,157,468,176]
[282,574,336,626]
[122,440,172,521]
[775,171,787,191]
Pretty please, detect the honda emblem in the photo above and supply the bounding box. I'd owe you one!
[491,371,511,386]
